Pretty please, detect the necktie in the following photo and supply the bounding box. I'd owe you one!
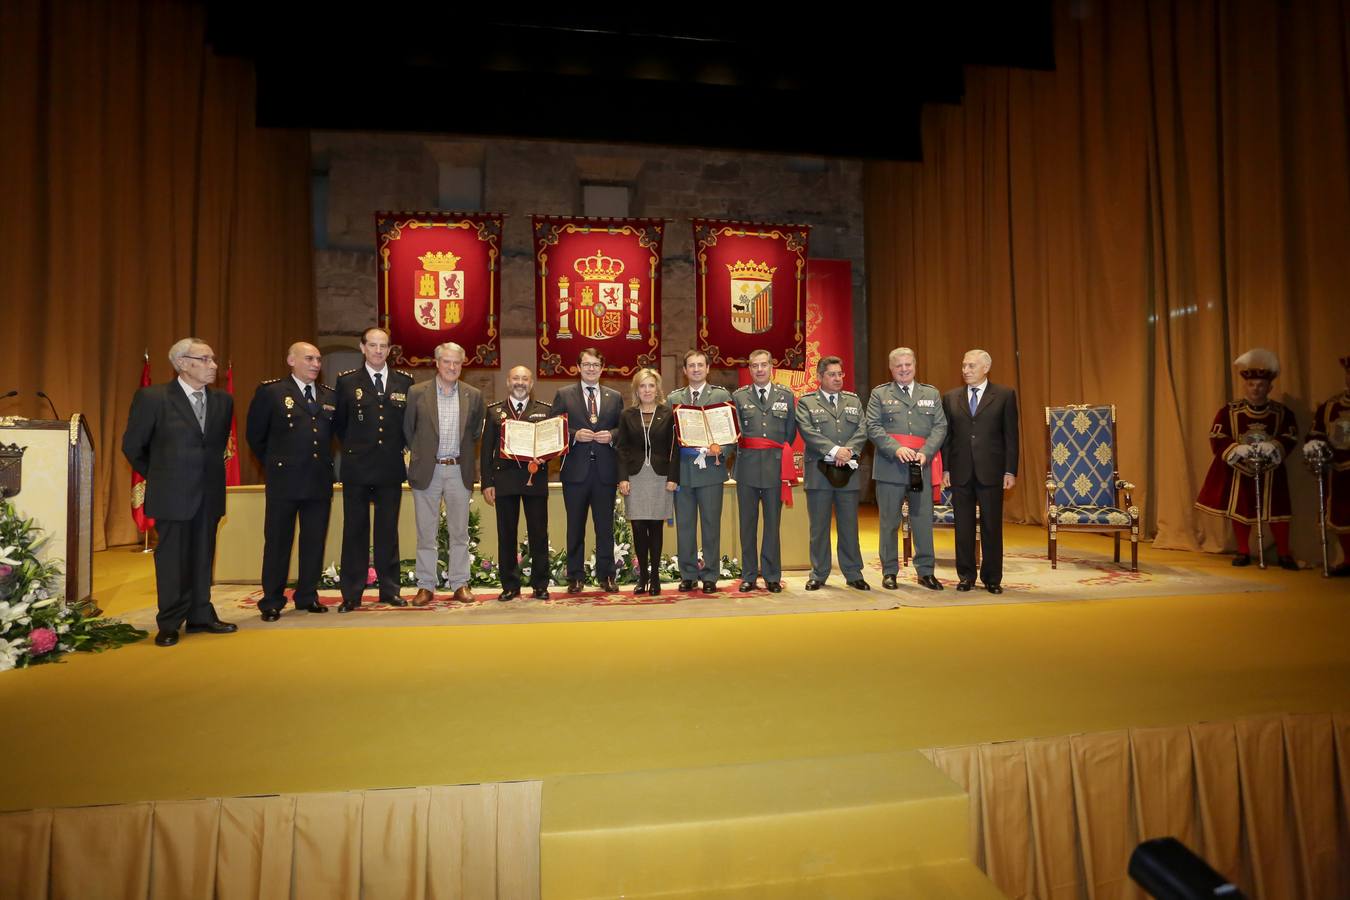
[759,388,767,404]
[586,386,597,419]
[969,387,980,416]
[304,384,316,411]
[373,372,384,395]
[901,384,910,398]
[692,390,700,404]
[829,393,837,411]
[515,401,524,416]
[191,390,206,431]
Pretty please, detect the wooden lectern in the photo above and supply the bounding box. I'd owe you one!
[0,415,96,611]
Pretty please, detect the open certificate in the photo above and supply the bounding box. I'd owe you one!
[501,416,568,461]
[674,402,740,448]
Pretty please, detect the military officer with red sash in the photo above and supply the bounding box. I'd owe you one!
[1195,348,1299,569]
[1303,355,1350,576]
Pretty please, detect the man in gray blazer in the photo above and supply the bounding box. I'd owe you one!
[731,349,797,592]
[667,349,736,593]
[795,356,870,591]
[403,342,485,605]
[867,347,948,591]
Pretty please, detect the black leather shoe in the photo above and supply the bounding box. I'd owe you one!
[678,580,696,592]
[701,582,718,594]
[648,579,662,596]
[498,588,521,602]
[338,599,361,613]
[185,620,237,634]
[601,577,618,592]
[380,596,408,607]
[766,582,783,593]
[532,586,551,600]
[882,574,898,589]
[568,579,585,593]
[301,603,329,614]
[739,579,757,592]
[1330,564,1350,578]
[260,609,281,622]
[917,575,943,591]
[804,579,824,591]
[986,584,1004,594]
[1277,555,1299,571]
[847,579,871,591]
[956,581,975,592]
[154,630,178,647]
[1231,554,1251,567]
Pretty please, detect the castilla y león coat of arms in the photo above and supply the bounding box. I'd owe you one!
[413,251,466,330]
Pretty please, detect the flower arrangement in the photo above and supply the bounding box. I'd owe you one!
[0,500,146,672]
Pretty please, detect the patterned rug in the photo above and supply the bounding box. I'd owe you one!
[117,548,1278,630]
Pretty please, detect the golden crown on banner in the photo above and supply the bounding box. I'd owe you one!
[726,259,776,280]
[573,249,625,281]
[418,250,461,271]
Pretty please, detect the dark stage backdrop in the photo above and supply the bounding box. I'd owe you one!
[865,0,1350,557]
[0,0,314,549]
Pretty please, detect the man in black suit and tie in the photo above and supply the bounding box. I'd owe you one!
[122,337,239,646]
[333,327,415,612]
[246,341,336,621]
[551,347,623,593]
[941,349,1019,594]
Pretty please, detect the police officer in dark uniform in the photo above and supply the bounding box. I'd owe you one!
[333,327,415,612]
[481,365,556,601]
[246,341,336,621]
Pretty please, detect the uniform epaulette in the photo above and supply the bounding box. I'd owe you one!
[260,377,281,385]
[320,383,335,392]
[338,368,359,377]
[842,389,861,397]
[396,369,414,378]
[871,383,890,392]
[919,382,936,390]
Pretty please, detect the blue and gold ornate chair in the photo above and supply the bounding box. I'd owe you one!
[1044,404,1139,571]
[902,486,979,568]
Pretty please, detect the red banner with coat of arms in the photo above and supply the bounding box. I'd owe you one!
[694,218,809,370]
[533,216,663,378]
[376,211,502,368]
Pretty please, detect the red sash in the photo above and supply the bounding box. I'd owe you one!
[739,436,796,506]
[891,434,943,502]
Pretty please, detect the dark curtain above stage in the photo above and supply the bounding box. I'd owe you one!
[0,0,314,549]
[865,0,1350,555]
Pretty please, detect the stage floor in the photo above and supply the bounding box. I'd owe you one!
[2,515,1348,813]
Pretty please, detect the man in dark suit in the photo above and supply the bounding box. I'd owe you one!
[481,365,555,601]
[404,342,485,605]
[122,337,238,646]
[942,349,1019,594]
[245,341,335,622]
[551,347,623,593]
[333,327,414,612]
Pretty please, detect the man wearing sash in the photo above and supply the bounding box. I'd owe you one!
[668,349,736,593]
[1304,355,1350,576]
[731,349,797,592]
[795,356,870,591]
[866,347,947,591]
[1195,348,1299,569]
[481,366,556,600]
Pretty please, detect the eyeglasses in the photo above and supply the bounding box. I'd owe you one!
[579,361,603,368]
[182,355,217,365]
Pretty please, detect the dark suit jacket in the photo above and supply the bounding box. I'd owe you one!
[245,377,336,500]
[480,397,555,496]
[552,381,622,485]
[334,367,413,486]
[941,382,1020,486]
[615,404,680,483]
[403,378,485,491]
[122,381,232,520]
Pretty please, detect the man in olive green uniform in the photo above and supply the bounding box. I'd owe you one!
[795,356,870,591]
[867,347,948,591]
[667,349,736,593]
[731,349,797,592]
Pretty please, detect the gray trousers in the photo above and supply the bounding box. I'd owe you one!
[805,488,863,582]
[675,482,724,582]
[877,476,935,576]
[737,481,783,582]
[412,464,472,591]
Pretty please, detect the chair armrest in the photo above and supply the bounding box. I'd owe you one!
[1116,479,1134,507]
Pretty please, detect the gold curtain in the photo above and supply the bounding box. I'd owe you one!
[0,783,543,900]
[866,0,1350,555]
[0,0,315,549]
[923,713,1350,900]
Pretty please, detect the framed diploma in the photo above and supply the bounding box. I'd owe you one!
[501,416,568,462]
[673,401,741,448]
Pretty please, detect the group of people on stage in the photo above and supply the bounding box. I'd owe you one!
[1195,349,1350,576]
[123,330,1348,648]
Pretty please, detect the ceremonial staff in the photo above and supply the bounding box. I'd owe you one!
[1250,452,1269,570]
[1305,442,1333,577]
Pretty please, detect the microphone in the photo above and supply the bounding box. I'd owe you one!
[36,391,61,420]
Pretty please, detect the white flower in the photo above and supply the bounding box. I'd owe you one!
[0,601,31,629]
[0,546,19,566]
[0,638,21,672]
[31,597,58,609]
[57,624,69,634]
[323,564,338,580]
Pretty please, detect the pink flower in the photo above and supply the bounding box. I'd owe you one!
[29,627,57,656]
[366,567,377,585]
[0,564,12,578]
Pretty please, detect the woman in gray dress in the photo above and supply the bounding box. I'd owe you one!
[617,368,679,595]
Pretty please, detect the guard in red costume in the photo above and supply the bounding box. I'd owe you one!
[1303,355,1350,576]
[1195,349,1299,569]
